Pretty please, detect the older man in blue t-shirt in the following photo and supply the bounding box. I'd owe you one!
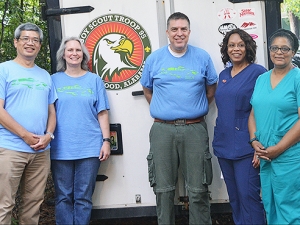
[0,23,57,224]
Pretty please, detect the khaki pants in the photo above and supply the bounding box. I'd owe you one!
[0,148,50,225]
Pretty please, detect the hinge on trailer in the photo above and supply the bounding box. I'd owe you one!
[96,175,108,182]
[42,5,94,20]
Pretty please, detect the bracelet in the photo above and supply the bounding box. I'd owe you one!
[103,138,111,143]
[248,137,258,147]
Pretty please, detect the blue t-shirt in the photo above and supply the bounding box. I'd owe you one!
[213,63,266,159]
[140,45,218,120]
[0,60,57,153]
[50,71,110,160]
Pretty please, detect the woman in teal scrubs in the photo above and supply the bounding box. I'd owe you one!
[249,29,300,224]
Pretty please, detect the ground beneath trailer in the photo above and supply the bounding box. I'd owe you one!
[14,175,234,225]
[40,202,234,225]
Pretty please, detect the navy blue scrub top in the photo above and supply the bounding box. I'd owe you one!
[213,63,267,159]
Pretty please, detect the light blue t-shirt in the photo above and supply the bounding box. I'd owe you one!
[140,45,218,120]
[50,71,110,160]
[0,60,57,153]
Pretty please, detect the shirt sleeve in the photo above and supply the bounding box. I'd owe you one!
[140,57,153,90]
[205,56,218,85]
[294,69,300,107]
[0,63,7,100]
[48,78,58,104]
[95,75,110,113]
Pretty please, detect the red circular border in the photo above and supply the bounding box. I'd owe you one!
[85,22,144,83]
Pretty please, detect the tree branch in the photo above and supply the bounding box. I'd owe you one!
[0,0,9,48]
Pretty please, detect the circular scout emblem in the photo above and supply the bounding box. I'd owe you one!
[79,14,152,90]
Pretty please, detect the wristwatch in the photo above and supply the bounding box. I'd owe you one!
[103,138,111,143]
[248,137,258,147]
[46,132,55,140]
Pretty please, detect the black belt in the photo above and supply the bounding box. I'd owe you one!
[154,116,204,125]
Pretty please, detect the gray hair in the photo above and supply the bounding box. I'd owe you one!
[56,36,90,72]
[14,22,43,42]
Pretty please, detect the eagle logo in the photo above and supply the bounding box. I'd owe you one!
[93,33,138,81]
[80,14,151,90]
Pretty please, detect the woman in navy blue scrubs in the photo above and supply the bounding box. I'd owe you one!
[212,29,266,225]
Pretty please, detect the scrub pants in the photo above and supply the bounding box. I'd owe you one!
[260,155,300,224]
[0,148,50,225]
[147,121,213,225]
[218,156,266,225]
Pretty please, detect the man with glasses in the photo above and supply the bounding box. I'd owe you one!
[0,22,57,225]
[141,12,218,225]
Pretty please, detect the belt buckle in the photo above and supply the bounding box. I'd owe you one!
[174,119,186,125]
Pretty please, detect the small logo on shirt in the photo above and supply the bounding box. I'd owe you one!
[56,85,94,96]
[161,66,199,79]
[11,78,48,90]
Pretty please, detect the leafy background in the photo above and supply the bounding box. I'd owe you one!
[0,0,299,72]
[0,0,50,72]
[1,0,299,224]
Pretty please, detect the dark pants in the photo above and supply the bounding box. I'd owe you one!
[147,121,213,225]
[218,157,266,225]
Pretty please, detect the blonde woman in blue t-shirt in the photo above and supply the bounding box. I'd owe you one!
[51,36,110,225]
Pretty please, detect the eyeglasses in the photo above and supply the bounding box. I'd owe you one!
[18,37,41,44]
[269,46,291,54]
[227,43,245,49]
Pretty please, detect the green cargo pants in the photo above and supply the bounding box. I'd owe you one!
[147,121,213,225]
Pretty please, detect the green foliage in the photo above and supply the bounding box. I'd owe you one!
[283,0,300,18]
[11,217,18,225]
[0,0,50,73]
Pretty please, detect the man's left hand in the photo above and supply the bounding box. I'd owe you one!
[30,134,51,151]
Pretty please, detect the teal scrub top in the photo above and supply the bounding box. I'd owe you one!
[251,67,300,224]
[251,67,300,155]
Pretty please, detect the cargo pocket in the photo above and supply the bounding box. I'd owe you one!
[147,153,156,187]
[203,152,213,185]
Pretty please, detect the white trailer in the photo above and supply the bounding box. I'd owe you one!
[43,0,283,219]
